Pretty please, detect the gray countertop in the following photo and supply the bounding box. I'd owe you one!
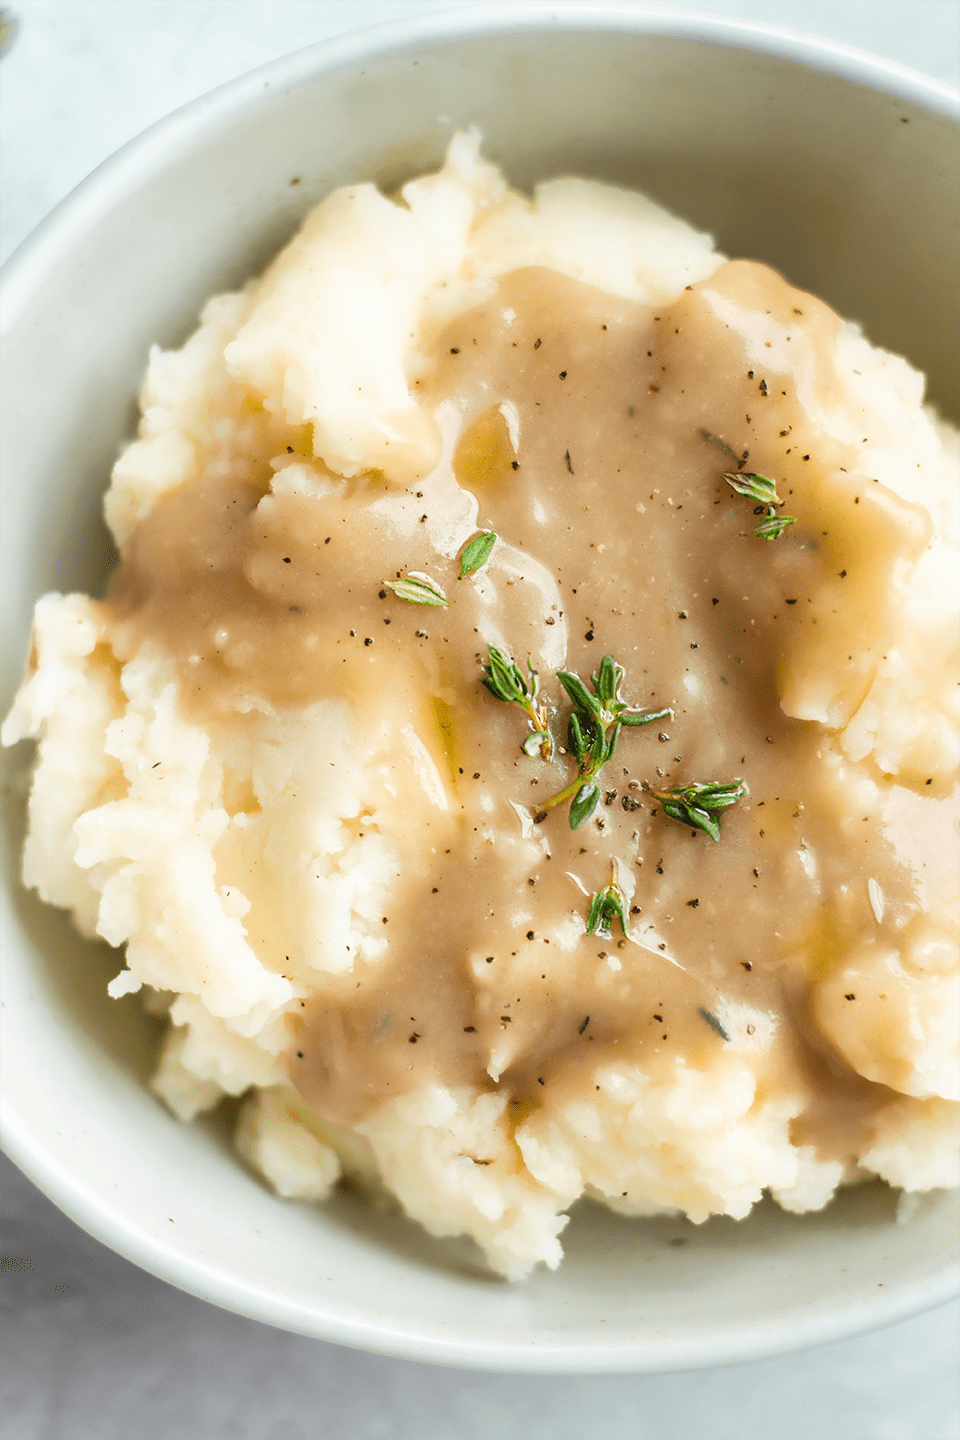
[2,4,959,1437]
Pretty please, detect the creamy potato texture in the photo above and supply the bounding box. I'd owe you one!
[4,134,958,1277]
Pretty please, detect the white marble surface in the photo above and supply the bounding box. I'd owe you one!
[2,3,959,1437]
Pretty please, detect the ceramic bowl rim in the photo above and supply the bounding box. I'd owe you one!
[2,1,958,1373]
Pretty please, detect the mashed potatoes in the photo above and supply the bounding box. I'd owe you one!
[4,133,958,1278]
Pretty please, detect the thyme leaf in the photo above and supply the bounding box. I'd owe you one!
[558,669,600,719]
[723,471,782,506]
[752,512,797,541]
[586,865,630,938]
[652,779,746,842]
[386,572,448,607]
[459,530,498,577]
[542,655,672,827]
[570,780,601,828]
[482,646,552,758]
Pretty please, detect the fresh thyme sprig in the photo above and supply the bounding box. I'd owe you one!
[459,531,497,578]
[386,572,448,607]
[586,864,630,938]
[652,779,746,842]
[481,646,552,758]
[540,655,672,828]
[722,471,796,541]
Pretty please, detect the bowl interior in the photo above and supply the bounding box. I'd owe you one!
[2,10,958,1371]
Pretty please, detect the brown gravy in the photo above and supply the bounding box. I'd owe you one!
[104,262,956,1163]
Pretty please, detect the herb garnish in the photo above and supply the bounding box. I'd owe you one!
[752,512,796,541]
[459,531,497,578]
[482,646,552,758]
[541,655,672,827]
[723,470,781,506]
[386,572,448,607]
[723,471,796,540]
[652,779,746,842]
[586,865,630,938]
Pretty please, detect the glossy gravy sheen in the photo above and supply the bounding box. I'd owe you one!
[107,262,954,1161]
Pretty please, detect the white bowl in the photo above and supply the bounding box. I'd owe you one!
[2,4,958,1372]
